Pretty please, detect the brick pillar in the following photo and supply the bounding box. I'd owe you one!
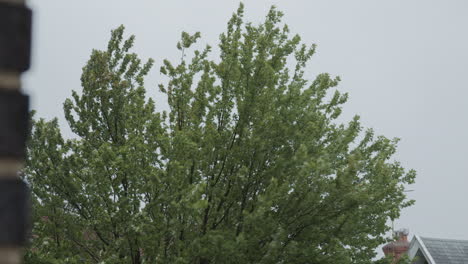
[383,229,410,263]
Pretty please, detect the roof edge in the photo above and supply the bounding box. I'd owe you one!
[415,235,437,264]
[420,236,468,243]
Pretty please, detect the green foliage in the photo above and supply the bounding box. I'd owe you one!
[373,254,413,264]
[24,4,415,264]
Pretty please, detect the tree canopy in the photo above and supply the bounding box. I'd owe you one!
[24,4,415,264]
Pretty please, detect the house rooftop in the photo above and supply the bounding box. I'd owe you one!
[409,236,468,264]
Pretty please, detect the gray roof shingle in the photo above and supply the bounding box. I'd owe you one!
[421,237,468,264]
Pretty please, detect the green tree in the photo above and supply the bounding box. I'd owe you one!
[24,4,415,264]
[373,254,413,264]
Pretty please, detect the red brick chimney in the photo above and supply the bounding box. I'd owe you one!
[382,229,410,263]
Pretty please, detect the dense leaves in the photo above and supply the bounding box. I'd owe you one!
[24,4,415,264]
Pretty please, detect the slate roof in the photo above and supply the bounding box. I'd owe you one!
[420,236,468,264]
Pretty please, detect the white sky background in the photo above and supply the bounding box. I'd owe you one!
[24,0,468,256]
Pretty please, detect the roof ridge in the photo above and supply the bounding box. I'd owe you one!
[421,236,468,243]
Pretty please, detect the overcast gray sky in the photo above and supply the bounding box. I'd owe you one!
[24,0,468,254]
